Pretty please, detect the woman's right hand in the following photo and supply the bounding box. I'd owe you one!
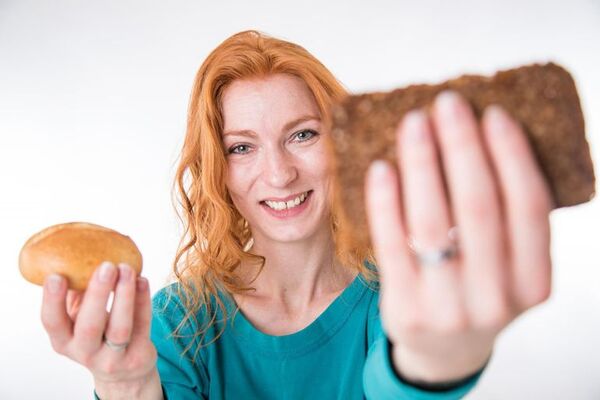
[41,261,161,399]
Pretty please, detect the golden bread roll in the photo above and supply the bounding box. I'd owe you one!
[19,222,143,291]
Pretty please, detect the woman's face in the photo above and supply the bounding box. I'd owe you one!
[221,73,331,244]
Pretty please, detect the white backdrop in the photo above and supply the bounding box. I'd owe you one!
[1,0,599,398]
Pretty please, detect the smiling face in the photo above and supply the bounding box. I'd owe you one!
[221,73,332,245]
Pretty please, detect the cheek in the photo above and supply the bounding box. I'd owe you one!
[226,162,250,187]
[225,183,250,221]
[298,149,333,207]
[309,147,334,204]
[303,146,330,183]
[225,170,246,202]
[225,164,258,216]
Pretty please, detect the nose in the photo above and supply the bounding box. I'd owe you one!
[262,148,298,188]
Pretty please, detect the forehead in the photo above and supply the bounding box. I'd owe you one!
[221,74,320,132]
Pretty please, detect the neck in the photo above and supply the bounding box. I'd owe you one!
[238,226,356,310]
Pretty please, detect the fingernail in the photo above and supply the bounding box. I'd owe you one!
[485,105,510,130]
[369,160,389,180]
[435,90,461,118]
[118,264,132,283]
[402,110,428,143]
[136,277,148,292]
[98,262,115,283]
[47,274,62,294]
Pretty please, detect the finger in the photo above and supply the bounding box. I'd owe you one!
[365,159,418,314]
[72,262,117,355]
[432,91,511,326]
[400,110,454,249]
[103,263,137,350]
[41,274,73,354]
[398,110,464,328]
[482,105,553,309]
[131,276,151,341]
[66,290,84,320]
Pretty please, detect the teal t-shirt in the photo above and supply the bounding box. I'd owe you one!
[143,271,486,399]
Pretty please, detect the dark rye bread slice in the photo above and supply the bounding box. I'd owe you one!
[328,63,595,251]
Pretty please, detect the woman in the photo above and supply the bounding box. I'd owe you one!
[41,30,554,399]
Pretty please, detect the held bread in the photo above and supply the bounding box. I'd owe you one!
[328,62,596,251]
[19,222,143,291]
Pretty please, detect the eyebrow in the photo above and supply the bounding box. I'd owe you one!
[222,115,320,137]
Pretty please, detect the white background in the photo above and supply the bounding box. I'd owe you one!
[1,0,599,398]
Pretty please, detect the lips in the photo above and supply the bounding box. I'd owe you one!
[260,190,313,219]
[261,190,312,203]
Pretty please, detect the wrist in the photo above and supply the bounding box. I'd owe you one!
[94,368,163,400]
[388,337,491,387]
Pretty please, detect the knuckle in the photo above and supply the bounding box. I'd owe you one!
[40,313,58,332]
[107,326,131,344]
[377,241,403,262]
[447,125,476,149]
[49,339,67,355]
[524,191,553,218]
[78,324,103,340]
[397,316,424,334]
[435,312,469,334]
[75,351,95,369]
[418,222,445,244]
[102,359,121,375]
[537,287,552,305]
[522,281,552,308]
[123,351,150,371]
[122,354,140,371]
[407,144,434,165]
[114,289,135,305]
[88,281,111,296]
[503,127,529,152]
[488,311,511,331]
[513,263,552,311]
[472,301,513,331]
[464,195,492,223]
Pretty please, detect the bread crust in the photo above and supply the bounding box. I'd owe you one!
[19,222,143,291]
[328,63,596,251]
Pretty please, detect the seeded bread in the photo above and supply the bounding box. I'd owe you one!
[328,63,595,250]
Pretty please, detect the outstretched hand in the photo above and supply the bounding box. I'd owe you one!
[364,91,554,383]
[40,263,159,396]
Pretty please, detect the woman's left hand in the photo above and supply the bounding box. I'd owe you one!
[364,91,554,383]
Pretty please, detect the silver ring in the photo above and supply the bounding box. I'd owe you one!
[103,335,129,352]
[407,226,460,267]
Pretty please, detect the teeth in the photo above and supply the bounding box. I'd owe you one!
[265,191,309,211]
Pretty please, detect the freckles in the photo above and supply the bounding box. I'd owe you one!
[299,144,328,166]
[226,162,260,198]
[224,172,235,192]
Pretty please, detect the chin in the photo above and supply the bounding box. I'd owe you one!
[266,227,315,243]
[263,218,329,244]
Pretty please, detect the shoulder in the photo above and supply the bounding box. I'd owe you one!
[152,281,232,332]
[359,260,383,347]
[152,282,188,316]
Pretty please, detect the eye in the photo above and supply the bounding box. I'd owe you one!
[228,144,251,155]
[293,129,318,142]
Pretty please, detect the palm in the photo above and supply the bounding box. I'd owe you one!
[364,92,553,381]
